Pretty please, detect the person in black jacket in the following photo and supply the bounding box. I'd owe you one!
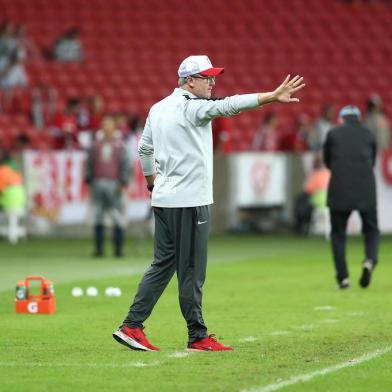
[323,105,379,289]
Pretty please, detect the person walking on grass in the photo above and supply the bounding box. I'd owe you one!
[85,115,131,258]
[323,105,380,290]
[113,55,305,351]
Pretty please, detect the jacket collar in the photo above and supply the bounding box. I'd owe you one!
[173,87,197,99]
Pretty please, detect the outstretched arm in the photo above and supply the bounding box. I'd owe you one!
[187,74,306,125]
[257,75,306,105]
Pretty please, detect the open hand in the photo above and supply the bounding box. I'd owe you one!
[274,75,305,103]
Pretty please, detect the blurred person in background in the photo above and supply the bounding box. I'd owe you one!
[280,113,313,152]
[251,112,279,151]
[0,22,28,90]
[294,153,330,234]
[212,116,233,152]
[324,105,379,290]
[128,114,144,138]
[304,153,330,209]
[126,114,144,163]
[52,27,84,62]
[84,115,131,258]
[31,85,58,128]
[365,94,391,151]
[52,98,80,149]
[15,24,42,62]
[87,95,106,132]
[74,95,106,147]
[0,21,18,68]
[114,113,131,139]
[0,49,28,89]
[0,151,26,218]
[313,104,336,150]
[113,55,305,352]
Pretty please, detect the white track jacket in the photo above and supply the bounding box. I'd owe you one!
[138,88,259,207]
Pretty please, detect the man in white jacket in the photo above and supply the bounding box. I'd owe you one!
[113,55,305,351]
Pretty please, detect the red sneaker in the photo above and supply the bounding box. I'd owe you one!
[187,334,233,351]
[113,326,160,351]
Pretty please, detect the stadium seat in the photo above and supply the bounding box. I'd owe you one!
[1,0,391,150]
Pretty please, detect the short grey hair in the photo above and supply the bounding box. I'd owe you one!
[178,77,187,86]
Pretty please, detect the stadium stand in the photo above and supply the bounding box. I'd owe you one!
[0,0,391,151]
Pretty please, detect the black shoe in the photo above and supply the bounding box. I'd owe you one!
[338,278,350,290]
[359,260,373,288]
[92,251,104,257]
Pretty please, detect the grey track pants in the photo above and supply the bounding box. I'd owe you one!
[123,206,209,343]
[92,179,125,227]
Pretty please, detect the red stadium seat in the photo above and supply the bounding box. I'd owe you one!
[1,0,391,151]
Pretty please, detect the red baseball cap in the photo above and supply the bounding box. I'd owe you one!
[178,55,224,77]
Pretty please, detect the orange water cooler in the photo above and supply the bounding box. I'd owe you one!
[15,276,56,314]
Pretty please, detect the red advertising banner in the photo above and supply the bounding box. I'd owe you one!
[23,150,150,225]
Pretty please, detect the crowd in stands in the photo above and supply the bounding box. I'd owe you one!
[1,17,391,155]
[0,22,30,90]
[52,28,83,63]
[249,95,391,154]
[48,95,143,150]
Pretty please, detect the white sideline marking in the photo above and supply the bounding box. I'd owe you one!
[317,319,338,324]
[347,311,365,317]
[168,352,190,359]
[313,306,336,311]
[132,361,159,368]
[0,361,162,368]
[293,324,317,331]
[238,336,259,342]
[268,331,292,336]
[0,351,192,369]
[241,346,392,392]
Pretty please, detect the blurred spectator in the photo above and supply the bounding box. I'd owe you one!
[252,112,279,151]
[31,85,58,128]
[52,27,84,62]
[365,95,391,151]
[129,114,144,136]
[0,49,28,89]
[126,114,144,161]
[76,95,106,149]
[14,133,31,152]
[52,98,80,149]
[115,113,131,139]
[294,153,330,234]
[212,117,233,152]
[304,153,331,209]
[76,98,90,130]
[280,113,314,152]
[0,151,26,243]
[0,22,18,67]
[87,95,105,132]
[15,24,42,62]
[0,22,28,90]
[313,104,336,150]
[84,115,131,257]
[0,151,26,213]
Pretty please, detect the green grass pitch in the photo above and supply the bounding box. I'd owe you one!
[0,235,391,392]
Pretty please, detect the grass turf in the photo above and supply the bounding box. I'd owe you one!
[0,235,391,392]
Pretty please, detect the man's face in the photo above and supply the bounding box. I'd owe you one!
[102,117,116,137]
[187,75,216,98]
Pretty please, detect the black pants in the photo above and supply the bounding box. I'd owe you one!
[123,206,209,343]
[330,209,380,282]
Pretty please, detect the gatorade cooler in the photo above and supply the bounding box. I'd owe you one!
[15,276,56,314]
